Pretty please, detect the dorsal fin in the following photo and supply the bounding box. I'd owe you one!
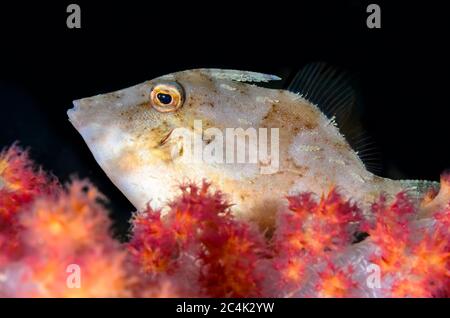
[200,69,281,83]
[288,62,383,175]
[346,129,383,174]
[288,62,355,124]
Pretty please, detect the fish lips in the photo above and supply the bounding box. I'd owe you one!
[67,99,83,130]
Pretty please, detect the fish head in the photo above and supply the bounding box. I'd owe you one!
[67,69,281,210]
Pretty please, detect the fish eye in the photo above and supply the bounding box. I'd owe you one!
[150,82,184,113]
[157,93,172,105]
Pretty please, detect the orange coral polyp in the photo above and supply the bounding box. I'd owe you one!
[366,192,450,297]
[281,258,306,283]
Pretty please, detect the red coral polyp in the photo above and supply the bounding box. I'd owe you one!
[316,264,357,298]
[0,145,57,265]
[0,145,56,218]
[20,181,113,252]
[129,210,178,274]
[366,190,450,297]
[272,189,360,296]
[281,188,360,256]
[199,219,267,297]
[129,181,268,297]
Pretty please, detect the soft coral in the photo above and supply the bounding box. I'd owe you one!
[129,181,268,297]
[365,190,450,297]
[0,145,57,264]
[272,188,360,295]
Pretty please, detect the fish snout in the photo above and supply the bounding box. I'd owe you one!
[67,99,83,129]
[67,96,110,130]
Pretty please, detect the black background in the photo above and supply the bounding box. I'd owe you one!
[0,1,448,239]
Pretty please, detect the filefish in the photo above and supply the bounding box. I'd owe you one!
[67,64,443,229]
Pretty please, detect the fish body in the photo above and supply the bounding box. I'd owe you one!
[68,68,437,228]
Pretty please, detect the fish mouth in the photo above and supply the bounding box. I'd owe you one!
[67,100,82,129]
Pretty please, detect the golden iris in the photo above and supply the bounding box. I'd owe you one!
[150,82,184,112]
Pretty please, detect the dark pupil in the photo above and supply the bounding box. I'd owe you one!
[157,93,172,105]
